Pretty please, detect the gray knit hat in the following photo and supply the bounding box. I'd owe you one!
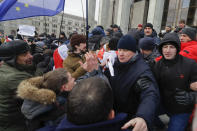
[181,28,196,41]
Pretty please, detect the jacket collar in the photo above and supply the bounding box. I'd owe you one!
[56,113,127,131]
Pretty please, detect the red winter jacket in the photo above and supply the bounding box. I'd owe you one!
[181,41,197,51]
[180,41,197,62]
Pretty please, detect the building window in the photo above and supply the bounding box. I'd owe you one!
[81,23,85,28]
[35,22,40,26]
[68,27,72,30]
[62,26,65,29]
[75,22,79,26]
[44,23,49,27]
[52,29,56,33]
[53,24,57,28]
[68,31,72,35]
[52,18,58,23]
[46,28,49,33]
[68,21,73,25]
[182,0,190,8]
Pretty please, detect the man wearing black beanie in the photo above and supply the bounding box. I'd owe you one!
[105,35,159,131]
[143,23,160,45]
[139,37,160,70]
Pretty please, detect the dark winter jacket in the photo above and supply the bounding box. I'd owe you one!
[105,54,160,130]
[142,49,161,71]
[144,29,160,45]
[88,35,103,51]
[37,113,129,131]
[154,55,197,114]
[17,76,67,131]
[154,32,197,114]
[0,63,33,131]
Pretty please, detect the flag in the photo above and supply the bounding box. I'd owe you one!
[0,0,65,21]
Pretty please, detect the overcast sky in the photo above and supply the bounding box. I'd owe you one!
[64,0,99,21]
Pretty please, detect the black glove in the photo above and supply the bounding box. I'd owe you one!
[175,88,196,106]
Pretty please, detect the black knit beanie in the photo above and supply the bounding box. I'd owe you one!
[117,35,137,52]
[144,23,153,29]
[139,37,155,50]
[0,40,30,57]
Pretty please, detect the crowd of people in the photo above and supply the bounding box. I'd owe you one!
[0,19,197,131]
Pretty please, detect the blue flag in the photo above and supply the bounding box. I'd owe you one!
[0,0,65,21]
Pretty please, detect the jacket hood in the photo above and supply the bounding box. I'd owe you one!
[17,76,56,105]
[158,32,181,54]
[91,27,104,36]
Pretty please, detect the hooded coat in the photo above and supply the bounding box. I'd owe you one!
[154,33,197,114]
[17,76,67,131]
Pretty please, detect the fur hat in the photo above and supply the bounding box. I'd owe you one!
[181,28,196,41]
[117,35,137,52]
[70,34,86,48]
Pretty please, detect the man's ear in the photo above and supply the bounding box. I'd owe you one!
[60,84,69,92]
[108,109,115,120]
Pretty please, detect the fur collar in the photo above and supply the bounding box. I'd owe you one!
[17,76,56,105]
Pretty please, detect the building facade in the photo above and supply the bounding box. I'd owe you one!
[98,0,197,34]
[0,12,97,37]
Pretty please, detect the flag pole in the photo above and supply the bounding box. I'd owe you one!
[86,0,89,51]
[59,12,64,38]
[58,0,65,45]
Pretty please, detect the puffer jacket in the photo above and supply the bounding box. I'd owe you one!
[17,76,67,131]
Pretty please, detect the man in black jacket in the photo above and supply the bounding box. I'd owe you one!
[154,32,197,131]
[105,35,159,131]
